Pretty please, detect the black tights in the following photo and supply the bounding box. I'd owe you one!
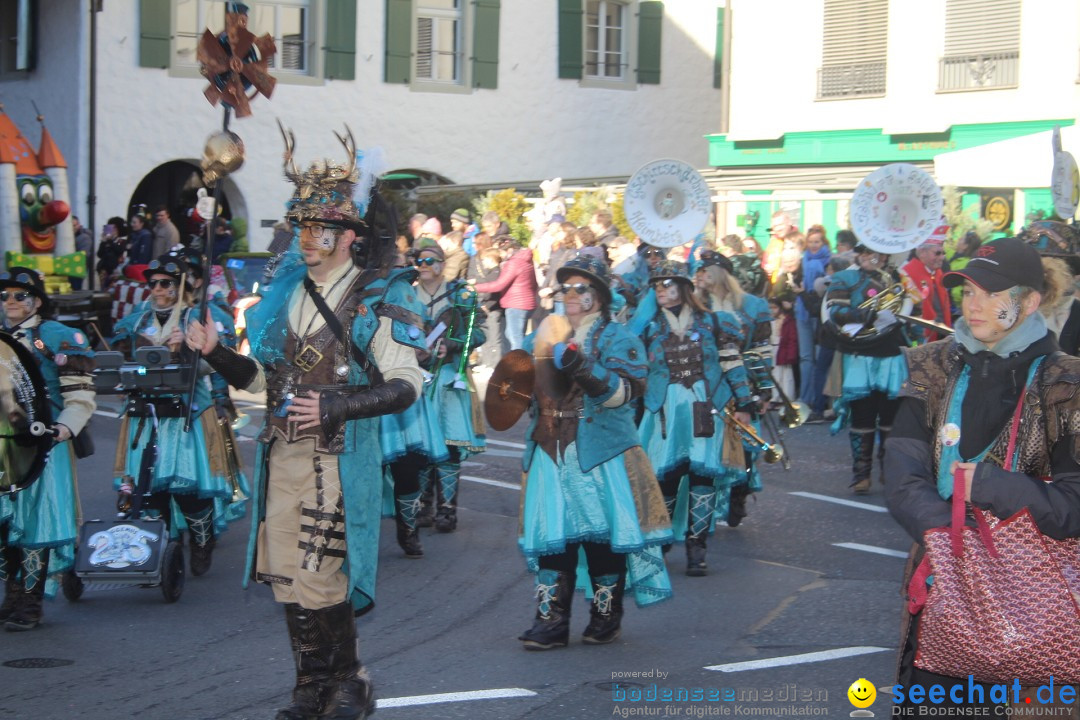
[388,451,426,497]
[143,492,213,531]
[538,542,625,578]
[849,390,899,432]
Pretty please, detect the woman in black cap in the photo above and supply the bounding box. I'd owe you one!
[885,236,1080,710]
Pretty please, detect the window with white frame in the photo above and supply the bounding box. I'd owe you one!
[174,0,313,75]
[415,0,464,85]
[585,0,627,80]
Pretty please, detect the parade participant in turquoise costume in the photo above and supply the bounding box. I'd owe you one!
[822,243,911,494]
[109,253,245,577]
[694,250,773,527]
[186,132,424,720]
[0,267,94,631]
[635,261,755,576]
[518,254,672,651]
[377,251,450,557]
[413,239,486,533]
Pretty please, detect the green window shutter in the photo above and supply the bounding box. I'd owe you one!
[324,0,357,80]
[636,1,663,84]
[713,7,724,89]
[472,0,500,89]
[385,0,412,83]
[558,0,583,80]
[138,0,171,69]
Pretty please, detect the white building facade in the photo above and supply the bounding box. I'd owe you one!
[0,0,727,250]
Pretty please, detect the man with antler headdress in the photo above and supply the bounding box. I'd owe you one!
[186,128,424,720]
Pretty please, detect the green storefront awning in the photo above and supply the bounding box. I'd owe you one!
[707,119,1074,169]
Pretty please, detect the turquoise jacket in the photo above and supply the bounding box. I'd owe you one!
[639,308,753,414]
[522,316,648,474]
[243,259,426,614]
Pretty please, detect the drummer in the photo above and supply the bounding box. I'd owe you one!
[517,254,672,650]
[0,268,95,631]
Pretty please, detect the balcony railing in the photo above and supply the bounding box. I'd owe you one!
[817,62,887,99]
[938,51,1019,92]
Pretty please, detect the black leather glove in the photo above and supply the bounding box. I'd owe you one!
[320,378,417,436]
[205,344,259,389]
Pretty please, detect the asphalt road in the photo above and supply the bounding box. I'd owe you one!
[0,391,914,720]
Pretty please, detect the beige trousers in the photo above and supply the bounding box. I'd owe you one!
[256,438,348,609]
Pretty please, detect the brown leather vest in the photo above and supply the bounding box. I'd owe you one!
[261,274,367,454]
[662,332,705,388]
[533,385,585,465]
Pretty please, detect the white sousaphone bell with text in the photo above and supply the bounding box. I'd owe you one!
[624,158,712,248]
[823,163,947,341]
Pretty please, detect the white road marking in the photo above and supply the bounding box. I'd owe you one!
[93,410,122,419]
[483,448,522,459]
[486,438,526,449]
[376,688,537,709]
[788,491,888,513]
[704,647,890,673]
[461,460,484,467]
[462,475,520,491]
[833,542,908,559]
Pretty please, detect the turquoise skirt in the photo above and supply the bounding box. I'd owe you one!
[114,411,242,535]
[519,442,673,608]
[380,392,449,465]
[638,380,727,482]
[829,353,909,434]
[840,353,907,400]
[0,442,78,573]
[427,364,485,457]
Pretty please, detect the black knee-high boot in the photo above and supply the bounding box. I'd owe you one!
[319,602,376,720]
[276,604,333,720]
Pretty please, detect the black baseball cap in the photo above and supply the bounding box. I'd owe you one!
[942,237,1045,293]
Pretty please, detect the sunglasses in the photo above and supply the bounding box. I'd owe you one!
[643,249,664,257]
[0,291,31,302]
[414,257,441,267]
[557,283,593,296]
[652,278,679,289]
[147,279,176,289]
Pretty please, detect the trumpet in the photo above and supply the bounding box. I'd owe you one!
[721,408,783,464]
[743,350,809,429]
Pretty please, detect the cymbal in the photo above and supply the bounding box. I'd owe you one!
[485,350,535,431]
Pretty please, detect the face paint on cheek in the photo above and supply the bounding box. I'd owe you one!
[992,297,1021,329]
[579,292,594,312]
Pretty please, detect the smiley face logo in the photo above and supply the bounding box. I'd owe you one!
[848,678,876,709]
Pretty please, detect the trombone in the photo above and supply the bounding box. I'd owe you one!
[721,408,783,465]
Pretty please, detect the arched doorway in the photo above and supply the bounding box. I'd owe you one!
[128,160,245,239]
